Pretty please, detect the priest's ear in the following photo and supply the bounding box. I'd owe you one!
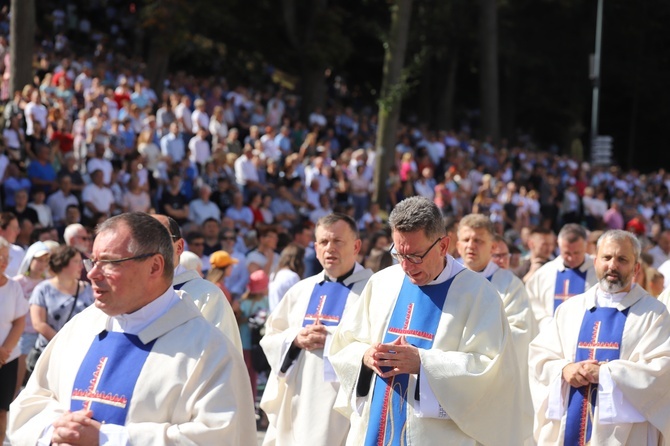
[353,238,362,256]
[439,236,450,256]
[148,252,167,279]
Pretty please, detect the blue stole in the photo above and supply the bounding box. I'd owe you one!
[554,268,587,312]
[302,281,351,327]
[364,275,455,446]
[564,307,628,446]
[71,331,156,424]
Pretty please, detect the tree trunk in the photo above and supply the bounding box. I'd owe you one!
[301,66,326,122]
[436,49,459,132]
[145,35,170,99]
[373,0,413,209]
[10,0,35,95]
[479,0,500,143]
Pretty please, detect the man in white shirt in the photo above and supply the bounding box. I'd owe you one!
[175,95,193,135]
[189,185,221,226]
[9,212,256,445]
[188,128,211,168]
[160,122,186,164]
[82,170,117,221]
[191,98,209,134]
[529,230,670,444]
[0,212,25,277]
[86,142,113,186]
[648,230,670,270]
[47,175,80,227]
[24,91,48,137]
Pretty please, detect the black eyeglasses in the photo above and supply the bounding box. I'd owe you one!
[83,253,157,273]
[389,237,444,265]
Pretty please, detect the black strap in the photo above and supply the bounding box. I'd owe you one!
[65,280,81,323]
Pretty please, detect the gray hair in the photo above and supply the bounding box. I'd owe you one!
[558,223,587,243]
[0,236,10,251]
[63,223,86,246]
[596,230,641,262]
[96,212,174,280]
[389,196,445,240]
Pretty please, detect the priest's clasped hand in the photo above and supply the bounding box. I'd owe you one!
[562,359,600,388]
[51,409,102,446]
[363,336,421,378]
[294,320,328,351]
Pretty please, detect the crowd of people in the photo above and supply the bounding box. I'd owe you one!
[2,2,670,445]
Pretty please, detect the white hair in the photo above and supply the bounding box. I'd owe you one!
[180,251,203,272]
[64,223,86,246]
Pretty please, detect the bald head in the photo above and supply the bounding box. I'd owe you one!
[150,214,184,267]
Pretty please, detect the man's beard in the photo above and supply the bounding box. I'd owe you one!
[598,270,627,293]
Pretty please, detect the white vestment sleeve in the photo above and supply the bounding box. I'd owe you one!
[37,426,54,446]
[99,424,130,445]
[546,374,568,420]
[597,364,646,424]
[276,327,301,377]
[322,333,337,382]
[413,363,451,419]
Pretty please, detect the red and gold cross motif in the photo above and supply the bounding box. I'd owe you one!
[555,279,577,303]
[71,357,128,410]
[577,321,620,360]
[388,303,434,341]
[304,295,341,324]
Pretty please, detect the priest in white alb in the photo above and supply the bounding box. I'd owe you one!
[526,223,598,329]
[330,197,523,445]
[457,213,537,445]
[152,214,242,353]
[529,229,670,445]
[260,213,373,446]
[9,212,256,445]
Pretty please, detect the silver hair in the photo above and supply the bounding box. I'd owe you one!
[63,223,86,246]
[596,229,641,262]
[389,196,445,240]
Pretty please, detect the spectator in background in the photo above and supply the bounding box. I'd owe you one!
[234,269,270,411]
[3,163,31,208]
[363,247,393,273]
[222,227,250,301]
[159,172,190,226]
[121,175,152,213]
[206,250,238,303]
[0,236,28,446]
[81,169,116,224]
[246,226,279,276]
[268,243,305,311]
[0,212,25,277]
[29,245,94,367]
[26,144,57,195]
[189,184,221,226]
[513,227,555,282]
[7,189,39,226]
[46,175,79,227]
[491,235,512,270]
[12,242,51,397]
[160,122,186,164]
